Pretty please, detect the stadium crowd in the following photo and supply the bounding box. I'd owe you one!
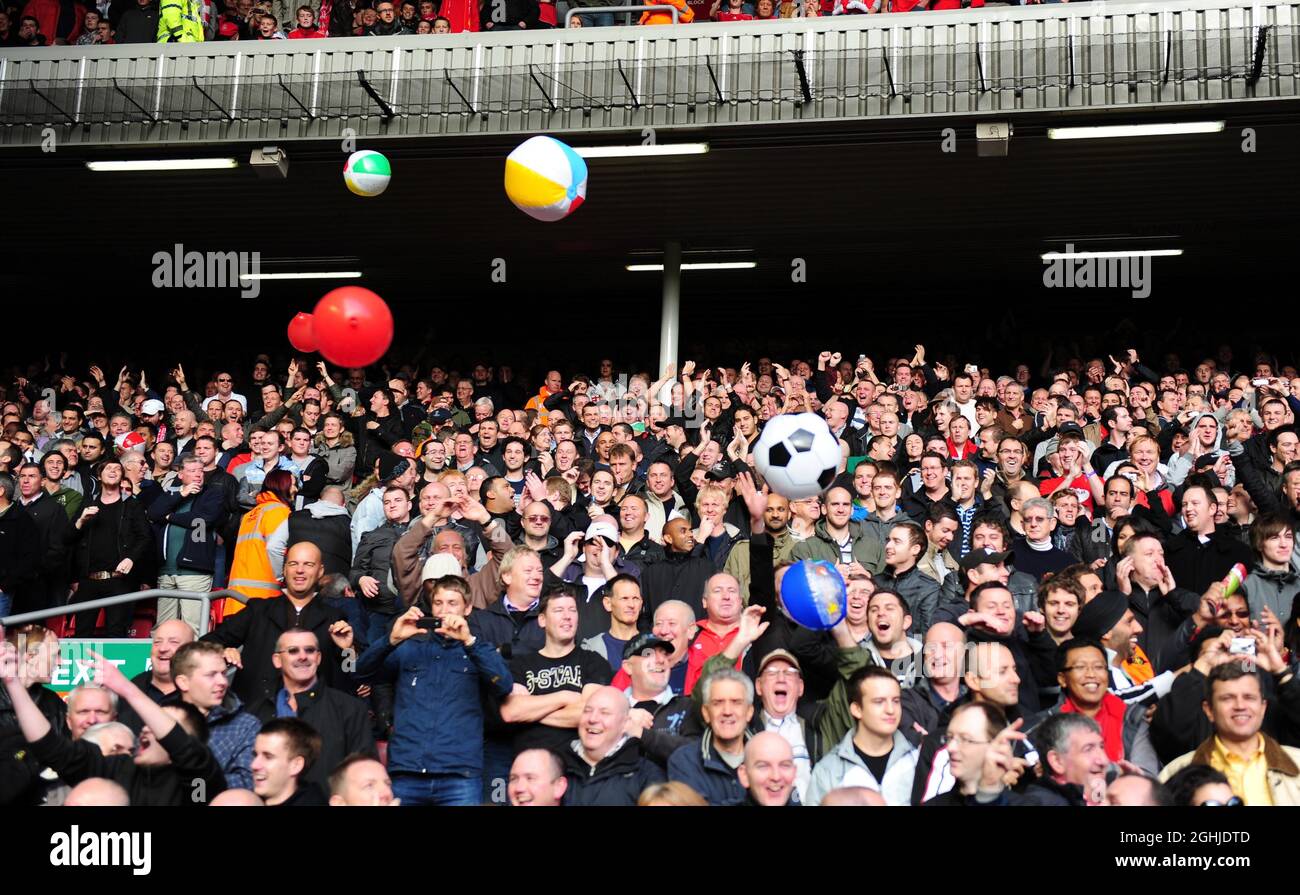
[2,343,1300,807]
[4,0,1038,47]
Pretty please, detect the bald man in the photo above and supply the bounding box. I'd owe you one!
[202,541,356,708]
[560,686,665,806]
[820,786,887,806]
[64,777,130,807]
[118,619,196,734]
[210,788,264,806]
[738,731,799,806]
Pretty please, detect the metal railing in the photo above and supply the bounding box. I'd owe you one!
[565,4,682,25]
[0,588,248,638]
[0,0,1294,145]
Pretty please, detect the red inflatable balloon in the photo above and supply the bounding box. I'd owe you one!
[287,312,317,353]
[312,286,393,368]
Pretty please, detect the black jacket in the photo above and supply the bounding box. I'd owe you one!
[0,504,38,595]
[0,685,66,806]
[640,548,717,620]
[561,737,666,806]
[351,413,406,482]
[469,598,545,660]
[29,725,226,806]
[249,682,375,791]
[1127,581,1200,674]
[17,492,73,606]
[71,496,152,581]
[622,533,666,569]
[115,5,159,42]
[203,466,241,546]
[202,593,353,707]
[1164,525,1253,598]
[288,505,353,578]
[146,484,226,574]
[351,520,410,615]
[297,456,331,503]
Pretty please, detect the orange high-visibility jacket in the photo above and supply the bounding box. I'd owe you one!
[225,492,291,615]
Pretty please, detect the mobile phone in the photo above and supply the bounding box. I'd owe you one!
[1229,637,1256,656]
[1252,378,1270,387]
[416,617,442,631]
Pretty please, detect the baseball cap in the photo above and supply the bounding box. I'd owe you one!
[958,548,1014,571]
[705,459,736,481]
[140,399,165,416]
[622,632,673,662]
[87,409,107,419]
[430,408,453,423]
[420,553,462,583]
[1056,422,1085,439]
[757,649,802,674]
[584,519,619,544]
[661,416,688,430]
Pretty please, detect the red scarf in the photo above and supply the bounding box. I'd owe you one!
[1061,692,1127,762]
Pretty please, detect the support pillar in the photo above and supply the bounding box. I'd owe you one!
[659,240,681,375]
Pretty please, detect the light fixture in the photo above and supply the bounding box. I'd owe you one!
[249,146,289,179]
[1039,249,1183,260]
[238,271,363,281]
[627,261,756,271]
[1047,121,1224,140]
[85,158,239,172]
[575,143,710,158]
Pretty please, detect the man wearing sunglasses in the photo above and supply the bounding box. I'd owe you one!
[212,372,248,414]
[253,627,374,793]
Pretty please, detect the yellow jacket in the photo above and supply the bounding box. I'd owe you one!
[157,0,203,42]
[225,492,291,615]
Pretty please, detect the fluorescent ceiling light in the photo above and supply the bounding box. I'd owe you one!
[1040,249,1183,260]
[627,262,756,271]
[238,271,363,281]
[1047,121,1223,140]
[85,158,239,172]
[575,143,709,158]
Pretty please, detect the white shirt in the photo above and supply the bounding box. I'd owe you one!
[763,711,811,803]
[218,391,249,412]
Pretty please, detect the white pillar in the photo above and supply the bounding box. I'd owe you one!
[659,240,681,374]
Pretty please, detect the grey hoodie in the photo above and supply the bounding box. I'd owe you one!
[1167,412,1235,487]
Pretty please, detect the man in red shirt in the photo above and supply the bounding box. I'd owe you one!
[685,573,752,693]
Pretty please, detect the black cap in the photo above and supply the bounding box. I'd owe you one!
[622,632,673,662]
[661,416,689,430]
[705,459,736,481]
[1193,452,1221,471]
[376,451,411,483]
[1057,422,1086,439]
[1073,590,1128,640]
[958,548,1014,571]
[430,408,452,423]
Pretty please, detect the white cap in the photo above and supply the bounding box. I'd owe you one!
[140,399,165,416]
[421,553,463,583]
[584,518,619,544]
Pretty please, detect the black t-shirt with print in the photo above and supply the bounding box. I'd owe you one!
[508,646,613,755]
